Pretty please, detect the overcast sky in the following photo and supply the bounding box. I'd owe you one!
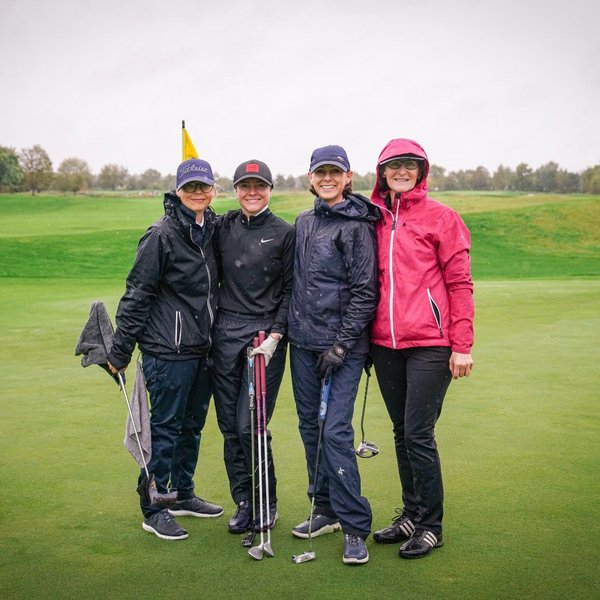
[1,0,598,179]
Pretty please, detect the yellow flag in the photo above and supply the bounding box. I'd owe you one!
[182,120,198,160]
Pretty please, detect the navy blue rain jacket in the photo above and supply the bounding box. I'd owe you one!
[287,193,380,353]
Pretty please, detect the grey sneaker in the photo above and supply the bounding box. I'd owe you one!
[142,510,188,540]
[343,534,369,564]
[292,513,341,539]
[168,496,224,518]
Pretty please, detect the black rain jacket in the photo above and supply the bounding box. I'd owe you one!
[215,207,295,335]
[287,193,380,353]
[108,192,218,369]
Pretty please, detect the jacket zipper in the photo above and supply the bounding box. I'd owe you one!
[427,288,444,338]
[174,310,182,352]
[384,199,401,349]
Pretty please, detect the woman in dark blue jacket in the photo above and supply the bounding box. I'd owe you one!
[288,145,379,565]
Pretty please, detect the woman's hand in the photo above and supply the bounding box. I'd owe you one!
[449,352,473,379]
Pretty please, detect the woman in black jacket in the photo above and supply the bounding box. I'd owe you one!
[108,158,224,541]
[287,145,379,564]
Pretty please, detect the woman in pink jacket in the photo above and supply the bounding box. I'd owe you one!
[369,138,474,559]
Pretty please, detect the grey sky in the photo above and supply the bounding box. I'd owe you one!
[1,0,598,179]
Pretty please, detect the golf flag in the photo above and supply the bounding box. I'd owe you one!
[182,120,198,160]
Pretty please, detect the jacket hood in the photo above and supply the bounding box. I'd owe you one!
[370,139,430,207]
[315,192,380,223]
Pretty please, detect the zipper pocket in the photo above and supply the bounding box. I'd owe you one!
[427,288,444,338]
[174,310,182,353]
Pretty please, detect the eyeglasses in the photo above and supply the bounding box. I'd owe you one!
[383,159,420,171]
[181,181,214,193]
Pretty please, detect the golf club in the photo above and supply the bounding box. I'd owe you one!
[249,332,274,559]
[292,373,332,564]
[117,371,177,506]
[241,347,257,549]
[355,360,379,459]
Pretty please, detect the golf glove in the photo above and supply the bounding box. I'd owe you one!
[250,334,280,367]
[316,343,347,378]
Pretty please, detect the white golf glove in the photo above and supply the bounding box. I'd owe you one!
[250,334,280,367]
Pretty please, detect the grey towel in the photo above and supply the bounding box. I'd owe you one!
[75,300,121,385]
[124,359,152,468]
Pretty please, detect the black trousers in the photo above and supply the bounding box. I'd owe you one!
[211,312,287,506]
[140,354,211,517]
[371,345,452,535]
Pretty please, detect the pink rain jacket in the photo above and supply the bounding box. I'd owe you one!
[369,139,474,353]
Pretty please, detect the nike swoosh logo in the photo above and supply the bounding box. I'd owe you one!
[260,238,274,244]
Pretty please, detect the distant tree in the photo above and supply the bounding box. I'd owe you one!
[514,163,533,191]
[295,174,309,191]
[285,175,296,189]
[55,158,92,193]
[19,145,53,195]
[555,169,580,193]
[580,165,600,194]
[534,161,560,192]
[0,146,23,191]
[215,173,233,194]
[98,163,129,190]
[428,164,446,191]
[492,165,513,191]
[275,174,287,189]
[139,168,162,190]
[471,166,492,191]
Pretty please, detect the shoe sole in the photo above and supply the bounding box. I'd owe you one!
[399,541,443,560]
[168,509,224,518]
[343,553,369,565]
[292,521,342,539]
[373,534,411,544]
[142,522,188,540]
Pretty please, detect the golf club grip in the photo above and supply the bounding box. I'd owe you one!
[319,377,331,422]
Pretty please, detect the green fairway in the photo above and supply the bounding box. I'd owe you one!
[1,192,599,599]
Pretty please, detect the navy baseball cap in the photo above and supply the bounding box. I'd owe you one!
[176,159,215,190]
[309,145,351,172]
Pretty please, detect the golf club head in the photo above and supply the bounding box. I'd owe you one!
[248,545,264,561]
[263,542,274,557]
[241,530,256,548]
[292,551,316,564]
[356,440,379,458]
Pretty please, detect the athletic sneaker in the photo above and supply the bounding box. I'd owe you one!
[373,510,415,544]
[142,510,188,541]
[343,534,369,564]
[292,513,341,539]
[168,496,224,518]
[228,500,253,533]
[399,529,443,559]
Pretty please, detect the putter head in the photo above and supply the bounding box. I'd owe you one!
[356,440,379,458]
[248,546,264,561]
[292,551,316,563]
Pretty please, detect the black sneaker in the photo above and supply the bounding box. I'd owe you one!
[142,510,188,541]
[399,529,443,559]
[373,509,415,544]
[292,514,341,539]
[168,496,223,518]
[343,534,369,564]
[228,500,253,533]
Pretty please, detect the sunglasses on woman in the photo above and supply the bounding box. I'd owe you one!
[181,181,214,193]
[384,159,420,171]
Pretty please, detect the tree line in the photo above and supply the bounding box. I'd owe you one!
[1,144,599,195]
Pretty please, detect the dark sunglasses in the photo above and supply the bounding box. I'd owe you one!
[181,181,214,193]
[384,159,420,171]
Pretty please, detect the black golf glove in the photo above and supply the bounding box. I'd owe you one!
[364,353,373,377]
[316,343,347,379]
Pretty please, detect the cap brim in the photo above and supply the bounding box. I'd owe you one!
[309,160,350,172]
[233,174,273,187]
[177,174,215,190]
[379,155,425,167]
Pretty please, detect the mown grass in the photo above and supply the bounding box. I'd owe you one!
[0,192,599,599]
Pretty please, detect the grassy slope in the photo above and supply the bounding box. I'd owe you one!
[0,192,599,599]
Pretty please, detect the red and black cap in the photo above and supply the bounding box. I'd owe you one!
[233,160,273,188]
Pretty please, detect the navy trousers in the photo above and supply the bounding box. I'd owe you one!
[140,354,211,517]
[290,344,372,539]
[371,345,452,535]
[211,312,287,505]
